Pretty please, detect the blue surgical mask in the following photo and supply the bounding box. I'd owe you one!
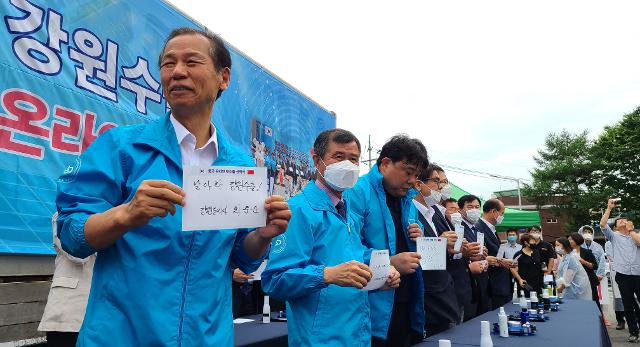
[507,235,517,243]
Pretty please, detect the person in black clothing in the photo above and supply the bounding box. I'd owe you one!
[413,164,461,336]
[383,189,419,345]
[569,232,602,314]
[425,166,477,325]
[477,199,514,310]
[231,268,286,318]
[510,234,544,298]
[457,195,489,319]
[528,225,557,276]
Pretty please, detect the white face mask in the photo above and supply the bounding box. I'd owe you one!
[555,247,565,255]
[320,159,359,192]
[450,212,463,225]
[441,185,452,200]
[428,189,443,205]
[583,233,593,241]
[466,208,482,223]
[531,232,541,240]
[496,215,504,225]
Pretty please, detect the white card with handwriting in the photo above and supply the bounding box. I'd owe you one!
[417,237,447,270]
[183,166,268,231]
[361,250,391,291]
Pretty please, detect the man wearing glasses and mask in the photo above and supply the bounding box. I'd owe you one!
[413,164,468,332]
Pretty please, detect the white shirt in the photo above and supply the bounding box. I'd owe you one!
[413,200,437,235]
[170,114,218,167]
[498,242,522,259]
[479,217,498,238]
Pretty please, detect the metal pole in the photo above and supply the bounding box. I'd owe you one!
[517,178,522,209]
[368,135,372,169]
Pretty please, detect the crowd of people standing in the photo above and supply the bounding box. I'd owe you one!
[39,26,638,347]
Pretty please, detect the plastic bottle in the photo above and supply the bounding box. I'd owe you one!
[522,321,532,335]
[519,290,526,308]
[542,291,551,310]
[262,295,271,323]
[480,320,493,347]
[520,307,529,324]
[498,307,509,337]
[530,292,539,310]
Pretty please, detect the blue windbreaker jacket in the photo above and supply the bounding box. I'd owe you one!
[346,164,426,339]
[56,113,264,346]
[261,182,371,346]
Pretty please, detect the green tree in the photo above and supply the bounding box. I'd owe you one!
[522,130,610,232]
[592,106,640,219]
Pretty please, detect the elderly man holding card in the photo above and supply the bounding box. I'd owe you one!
[262,129,400,347]
[55,27,291,346]
[348,135,429,347]
[476,199,514,310]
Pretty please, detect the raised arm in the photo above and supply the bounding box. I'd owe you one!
[600,199,615,230]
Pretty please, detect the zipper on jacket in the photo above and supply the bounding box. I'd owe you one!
[177,232,197,346]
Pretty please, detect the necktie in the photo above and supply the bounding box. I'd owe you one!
[336,200,346,220]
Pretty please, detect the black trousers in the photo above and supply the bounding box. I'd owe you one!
[490,294,512,311]
[46,331,78,347]
[617,295,640,324]
[522,287,544,299]
[616,272,640,336]
[371,302,422,347]
[617,310,627,324]
[463,302,477,322]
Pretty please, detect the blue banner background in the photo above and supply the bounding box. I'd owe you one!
[0,0,335,254]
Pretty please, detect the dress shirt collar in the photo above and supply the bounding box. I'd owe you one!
[170,113,218,154]
[480,218,497,233]
[315,179,342,207]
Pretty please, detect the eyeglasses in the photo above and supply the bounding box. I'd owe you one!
[425,178,448,187]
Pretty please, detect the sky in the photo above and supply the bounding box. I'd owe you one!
[170,0,640,200]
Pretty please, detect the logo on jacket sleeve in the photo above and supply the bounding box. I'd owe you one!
[271,234,287,254]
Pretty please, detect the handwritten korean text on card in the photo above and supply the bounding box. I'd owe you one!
[417,237,447,270]
[361,250,391,291]
[183,166,268,231]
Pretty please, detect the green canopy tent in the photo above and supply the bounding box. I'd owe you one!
[449,182,541,232]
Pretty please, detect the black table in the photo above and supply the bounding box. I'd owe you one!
[234,314,288,347]
[415,299,611,347]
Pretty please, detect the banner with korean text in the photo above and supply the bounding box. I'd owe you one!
[0,0,335,254]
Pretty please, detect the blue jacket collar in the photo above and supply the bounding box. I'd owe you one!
[302,181,337,212]
[367,164,418,201]
[133,112,236,169]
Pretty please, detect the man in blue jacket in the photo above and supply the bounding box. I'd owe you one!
[348,135,429,347]
[56,27,291,346]
[262,128,400,347]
